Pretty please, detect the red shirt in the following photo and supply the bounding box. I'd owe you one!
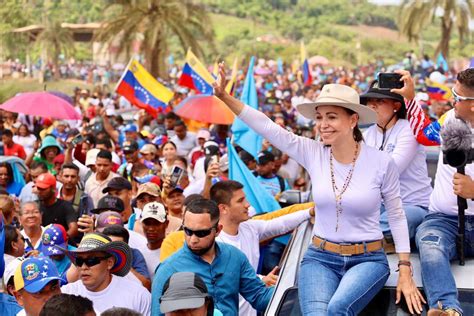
[4,143,26,160]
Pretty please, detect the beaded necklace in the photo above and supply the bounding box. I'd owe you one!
[329,142,359,232]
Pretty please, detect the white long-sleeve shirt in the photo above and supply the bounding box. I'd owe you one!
[217,208,312,316]
[364,119,432,207]
[239,105,410,253]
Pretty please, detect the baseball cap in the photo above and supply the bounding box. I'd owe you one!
[204,141,219,156]
[140,144,157,155]
[257,151,275,165]
[136,182,162,198]
[85,148,100,166]
[35,173,56,189]
[3,257,24,287]
[239,150,256,164]
[122,140,139,153]
[14,257,61,293]
[95,211,124,232]
[160,272,210,313]
[102,177,132,193]
[141,202,167,223]
[196,129,211,141]
[91,195,125,214]
[41,224,68,256]
[168,186,184,196]
[123,124,138,133]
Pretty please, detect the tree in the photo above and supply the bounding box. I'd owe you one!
[398,0,474,59]
[35,19,75,80]
[96,0,215,79]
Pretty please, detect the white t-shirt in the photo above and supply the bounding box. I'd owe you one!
[217,209,311,316]
[13,134,36,156]
[430,110,474,215]
[128,229,148,255]
[170,132,197,157]
[239,106,410,253]
[140,246,161,278]
[61,275,151,316]
[364,119,432,207]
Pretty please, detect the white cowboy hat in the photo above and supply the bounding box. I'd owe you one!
[296,84,377,125]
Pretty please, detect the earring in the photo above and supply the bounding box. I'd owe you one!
[394,110,397,113]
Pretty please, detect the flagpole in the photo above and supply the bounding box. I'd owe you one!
[113,56,136,92]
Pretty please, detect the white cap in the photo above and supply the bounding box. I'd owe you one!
[3,257,24,286]
[85,148,100,166]
[141,202,167,223]
[196,129,211,141]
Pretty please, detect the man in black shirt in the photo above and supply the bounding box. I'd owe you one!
[34,173,78,240]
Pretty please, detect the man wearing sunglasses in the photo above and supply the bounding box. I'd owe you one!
[60,232,151,315]
[405,68,474,315]
[152,199,273,316]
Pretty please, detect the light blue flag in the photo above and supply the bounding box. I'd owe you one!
[227,138,280,215]
[231,57,262,158]
[168,54,174,65]
[469,57,474,69]
[436,53,449,72]
[277,57,284,75]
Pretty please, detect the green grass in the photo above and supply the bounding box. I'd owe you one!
[0,78,92,103]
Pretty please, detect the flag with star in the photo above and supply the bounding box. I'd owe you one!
[115,59,174,117]
[177,49,215,95]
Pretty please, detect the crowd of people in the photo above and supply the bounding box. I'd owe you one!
[0,52,472,316]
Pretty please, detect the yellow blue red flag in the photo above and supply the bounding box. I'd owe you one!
[178,50,215,95]
[115,59,174,117]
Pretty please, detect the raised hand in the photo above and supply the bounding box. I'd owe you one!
[212,62,228,99]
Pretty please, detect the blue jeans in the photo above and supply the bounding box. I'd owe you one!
[380,204,428,239]
[298,244,389,315]
[415,213,474,313]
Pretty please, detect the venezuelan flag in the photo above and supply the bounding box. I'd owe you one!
[225,57,239,95]
[115,59,174,117]
[178,50,215,95]
[425,79,452,101]
[301,41,312,86]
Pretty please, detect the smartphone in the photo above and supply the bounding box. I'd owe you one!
[378,73,403,90]
[169,166,184,187]
[71,134,84,146]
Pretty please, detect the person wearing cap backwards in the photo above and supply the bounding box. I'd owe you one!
[33,173,78,241]
[170,120,197,157]
[39,224,76,283]
[360,72,432,250]
[152,199,273,316]
[13,257,62,316]
[160,272,223,316]
[59,232,151,315]
[213,64,423,314]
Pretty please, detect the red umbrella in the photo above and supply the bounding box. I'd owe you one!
[308,55,330,66]
[174,95,235,125]
[0,92,81,120]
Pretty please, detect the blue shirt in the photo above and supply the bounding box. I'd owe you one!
[132,248,150,279]
[256,175,290,197]
[0,293,22,316]
[151,242,273,316]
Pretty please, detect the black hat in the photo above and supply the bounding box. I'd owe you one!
[122,140,139,153]
[91,195,125,214]
[239,150,256,164]
[257,151,275,165]
[102,177,132,193]
[360,81,406,118]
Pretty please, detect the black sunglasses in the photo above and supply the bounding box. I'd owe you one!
[75,255,111,268]
[183,225,217,238]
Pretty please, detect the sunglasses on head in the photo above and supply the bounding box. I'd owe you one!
[74,255,111,268]
[183,225,217,238]
[452,88,474,103]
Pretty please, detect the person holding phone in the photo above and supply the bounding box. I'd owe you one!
[212,63,424,315]
[360,71,432,247]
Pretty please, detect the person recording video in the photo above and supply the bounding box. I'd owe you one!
[407,68,474,315]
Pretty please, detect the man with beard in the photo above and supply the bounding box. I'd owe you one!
[152,199,273,316]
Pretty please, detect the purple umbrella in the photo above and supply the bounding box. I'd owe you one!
[48,91,74,105]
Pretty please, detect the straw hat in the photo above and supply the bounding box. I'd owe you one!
[296,84,377,125]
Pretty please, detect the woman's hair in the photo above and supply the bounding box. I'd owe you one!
[160,141,177,151]
[0,194,15,222]
[342,108,364,142]
[4,225,19,254]
[0,162,14,184]
[17,124,30,136]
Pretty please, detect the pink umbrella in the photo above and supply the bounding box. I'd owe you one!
[0,92,81,120]
[308,55,330,66]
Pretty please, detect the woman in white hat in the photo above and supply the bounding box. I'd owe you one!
[213,64,425,315]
